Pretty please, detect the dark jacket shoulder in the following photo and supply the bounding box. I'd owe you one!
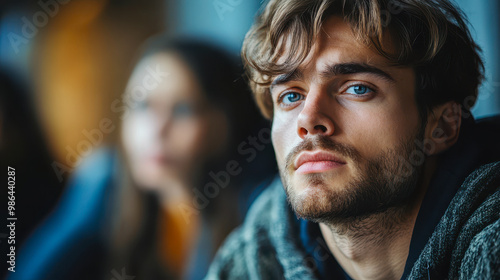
[205,177,313,280]
[409,161,500,279]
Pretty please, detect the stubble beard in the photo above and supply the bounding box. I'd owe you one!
[281,132,424,228]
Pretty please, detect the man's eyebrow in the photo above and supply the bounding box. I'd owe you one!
[322,63,395,82]
[269,63,394,92]
[270,69,304,92]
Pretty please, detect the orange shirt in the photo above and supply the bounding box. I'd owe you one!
[159,203,201,277]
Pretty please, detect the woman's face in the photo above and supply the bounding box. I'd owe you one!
[122,52,228,190]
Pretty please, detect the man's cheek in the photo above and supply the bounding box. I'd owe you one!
[271,131,284,164]
[271,126,290,167]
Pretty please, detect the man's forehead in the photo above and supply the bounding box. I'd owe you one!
[273,16,397,83]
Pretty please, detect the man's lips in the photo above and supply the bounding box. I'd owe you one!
[294,150,347,174]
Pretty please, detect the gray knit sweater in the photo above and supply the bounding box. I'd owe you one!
[205,161,500,279]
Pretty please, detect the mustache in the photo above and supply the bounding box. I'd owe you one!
[285,136,361,170]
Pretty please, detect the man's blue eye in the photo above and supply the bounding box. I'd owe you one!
[282,92,303,104]
[345,85,373,95]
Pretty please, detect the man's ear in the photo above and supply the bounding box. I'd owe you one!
[424,101,462,155]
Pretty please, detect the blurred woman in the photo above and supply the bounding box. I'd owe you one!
[11,38,274,280]
[109,37,275,279]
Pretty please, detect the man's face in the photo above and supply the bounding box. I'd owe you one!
[271,16,424,222]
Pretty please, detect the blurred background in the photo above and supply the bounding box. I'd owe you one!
[0,0,499,279]
[1,1,278,279]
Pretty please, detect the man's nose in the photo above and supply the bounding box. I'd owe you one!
[297,90,335,139]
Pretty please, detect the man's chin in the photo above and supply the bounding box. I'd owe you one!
[284,173,402,223]
[285,178,350,222]
[289,171,350,191]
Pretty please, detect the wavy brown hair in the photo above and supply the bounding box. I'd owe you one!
[242,0,484,121]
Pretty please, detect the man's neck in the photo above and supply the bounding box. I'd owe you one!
[319,207,418,280]
[319,158,437,280]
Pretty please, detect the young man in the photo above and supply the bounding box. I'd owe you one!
[206,0,500,279]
